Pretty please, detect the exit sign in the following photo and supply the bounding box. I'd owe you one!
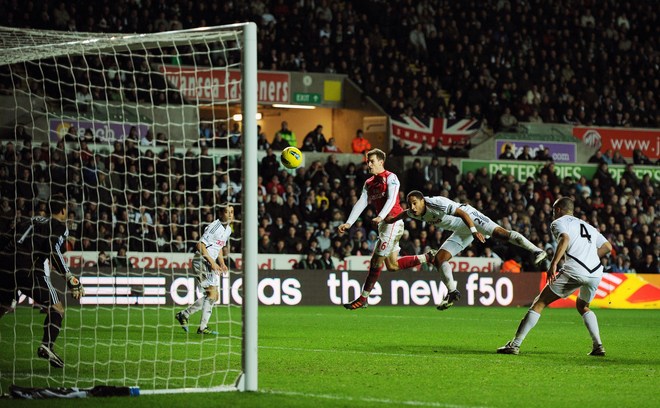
[293,93,321,104]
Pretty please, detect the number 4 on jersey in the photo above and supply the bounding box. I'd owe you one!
[580,223,592,242]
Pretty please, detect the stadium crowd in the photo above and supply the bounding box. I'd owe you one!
[1,0,658,130]
[0,131,657,273]
[0,0,657,273]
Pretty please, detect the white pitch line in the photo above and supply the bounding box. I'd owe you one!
[264,389,491,408]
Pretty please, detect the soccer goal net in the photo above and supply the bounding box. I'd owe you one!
[0,23,258,394]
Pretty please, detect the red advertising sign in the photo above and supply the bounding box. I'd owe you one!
[573,127,660,159]
[159,65,290,103]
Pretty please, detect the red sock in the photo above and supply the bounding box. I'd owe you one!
[397,256,421,269]
[363,264,384,293]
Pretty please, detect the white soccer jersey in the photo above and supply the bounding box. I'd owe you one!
[551,215,607,277]
[200,220,232,260]
[408,196,497,235]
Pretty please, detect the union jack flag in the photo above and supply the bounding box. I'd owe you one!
[390,116,482,154]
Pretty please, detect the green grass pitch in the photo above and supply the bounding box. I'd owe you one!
[1,306,658,407]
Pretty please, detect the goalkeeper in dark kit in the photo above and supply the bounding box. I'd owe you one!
[0,194,84,368]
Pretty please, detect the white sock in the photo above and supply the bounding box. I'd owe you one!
[184,297,204,317]
[582,311,602,346]
[199,296,214,329]
[509,231,539,252]
[440,262,457,292]
[512,310,541,347]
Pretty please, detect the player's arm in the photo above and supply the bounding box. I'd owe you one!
[384,210,408,224]
[453,207,486,243]
[339,187,368,233]
[50,233,85,300]
[597,241,613,258]
[215,246,229,275]
[548,232,570,283]
[197,240,222,273]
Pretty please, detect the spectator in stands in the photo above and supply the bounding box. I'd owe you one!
[517,146,533,161]
[424,157,443,190]
[611,151,627,164]
[319,250,335,269]
[229,123,241,149]
[274,121,296,148]
[534,147,551,161]
[416,141,434,157]
[296,252,321,270]
[406,159,426,192]
[632,149,653,165]
[636,254,658,274]
[303,125,327,152]
[442,158,460,190]
[351,129,371,154]
[588,150,604,163]
[140,130,155,146]
[98,250,111,267]
[257,125,270,151]
[63,126,78,142]
[499,107,518,131]
[499,144,516,160]
[112,247,129,269]
[389,138,412,157]
[323,137,342,153]
[501,256,523,273]
[270,131,290,151]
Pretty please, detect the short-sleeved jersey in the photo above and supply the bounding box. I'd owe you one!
[364,170,402,218]
[200,220,232,260]
[406,196,500,238]
[409,196,478,229]
[551,215,608,277]
[0,216,70,276]
[409,196,458,222]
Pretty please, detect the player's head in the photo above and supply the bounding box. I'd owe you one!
[366,148,386,174]
[406,190,426,216]
[219,205,235,223]
[49,194,67,219]
[552,197,574,219]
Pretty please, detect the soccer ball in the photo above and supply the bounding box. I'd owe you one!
[280,146,303,169]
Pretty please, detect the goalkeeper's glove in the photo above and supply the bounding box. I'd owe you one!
[66,273,85,300]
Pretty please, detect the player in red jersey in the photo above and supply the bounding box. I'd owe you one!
[338,149,433,310]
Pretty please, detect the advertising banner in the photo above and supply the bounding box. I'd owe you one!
[17,269,659,309]
[547,273,660,309]
[49,119,150,142]
[460,159,660,183]
[574,127,660,159]
[63,252,501,273]
[159,65,290,104]
[495,140,576,163]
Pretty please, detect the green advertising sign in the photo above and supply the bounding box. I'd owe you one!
[460,160,660,183]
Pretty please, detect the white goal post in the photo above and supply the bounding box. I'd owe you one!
[0,23,258,393]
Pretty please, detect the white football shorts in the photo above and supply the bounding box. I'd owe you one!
[441,231,474,257]
[374,219,404,256]
[192,253,220,288]
[548,269,602,303]
[439,208,497,257]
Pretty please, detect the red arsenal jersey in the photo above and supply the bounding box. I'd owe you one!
[364,170,403,218]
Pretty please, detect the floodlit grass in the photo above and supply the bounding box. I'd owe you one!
[1,306,658,407]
